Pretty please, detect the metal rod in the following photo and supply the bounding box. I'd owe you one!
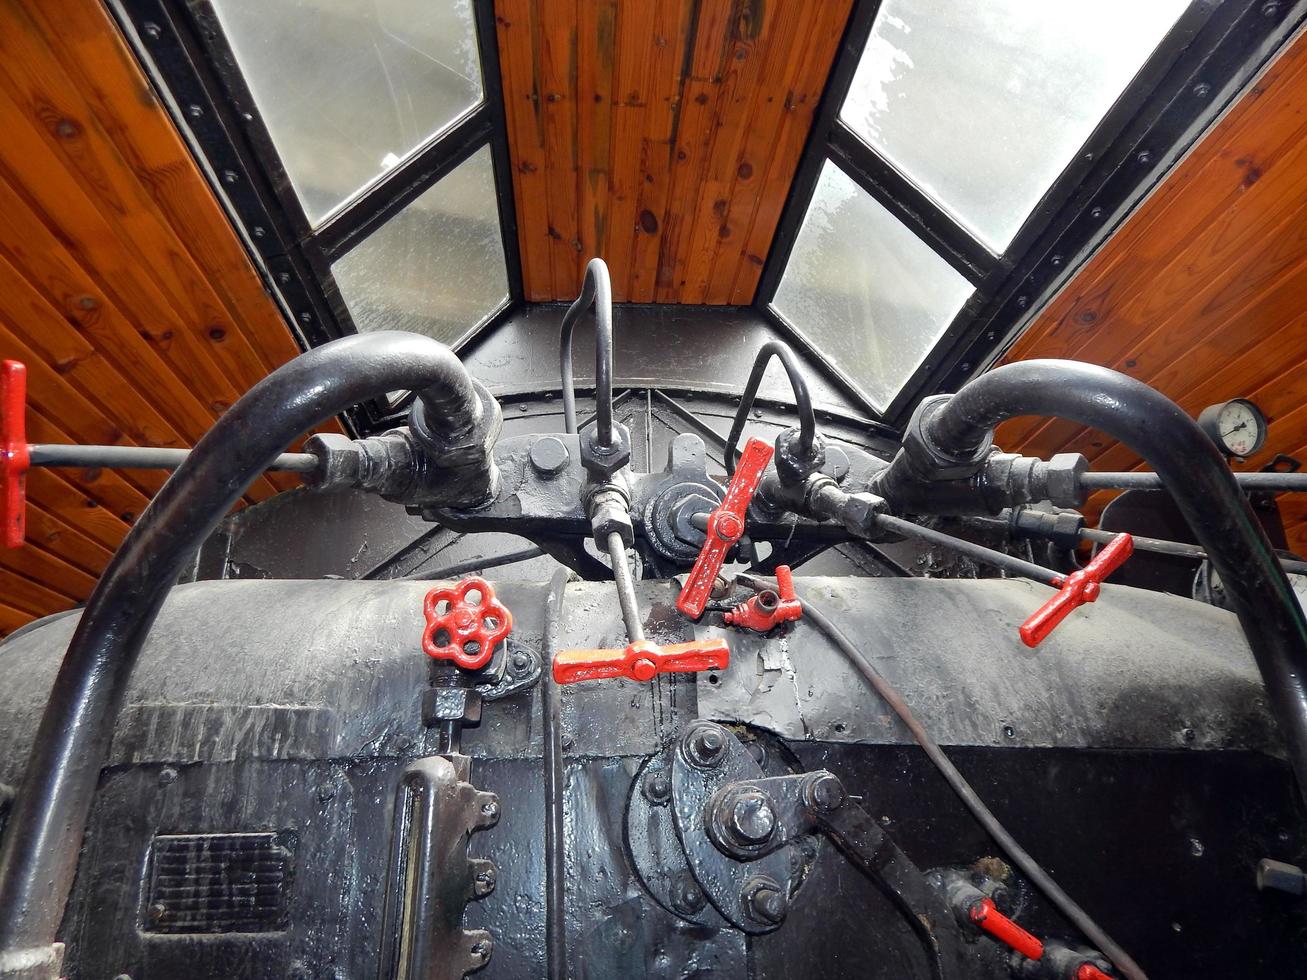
[875,514,1063,588]
[606,531,645,643]
[27,443,318,473]
[541,569,570,980]
[1079,527,1307,575]
[559,258,615,447]
[724,340,817,478]
[1081,470,1307,492]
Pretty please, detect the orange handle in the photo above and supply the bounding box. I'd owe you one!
[1019,533,1133,647]
[553,638,729,684]
[676,437,773,619]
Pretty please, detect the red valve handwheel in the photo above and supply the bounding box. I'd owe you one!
[1019,533,1134,648]
[552,637,729,685]
[1,360,29,549]
[422,576,512,671]
[676,437,774,619]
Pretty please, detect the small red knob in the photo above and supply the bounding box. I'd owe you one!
[723,565,802,632]
[422,576,512,671]
[676,437,774,619]
[553,638,730,685]
[1,360,29,549]
[1019,533,1134,647]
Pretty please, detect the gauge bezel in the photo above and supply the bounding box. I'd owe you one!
[1196,398,1268,459]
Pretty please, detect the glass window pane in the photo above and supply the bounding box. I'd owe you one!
[332,146,508,345]
[771,161,973,412]
[839,0,1188,251]
[212,0,483,224]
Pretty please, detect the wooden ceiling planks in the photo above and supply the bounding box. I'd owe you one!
[495,0,854,303]
[0,0,321,634]
[999,29,1307,555]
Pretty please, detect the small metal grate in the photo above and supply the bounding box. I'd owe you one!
[143,832,295,934]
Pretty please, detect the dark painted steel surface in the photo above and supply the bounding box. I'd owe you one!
[0,333,492,969]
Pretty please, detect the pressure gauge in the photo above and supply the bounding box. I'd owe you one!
[1195,562,1307,614]
[1196,398,1267,459]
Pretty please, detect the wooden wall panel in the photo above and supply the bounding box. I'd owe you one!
[496,0,854,303]
[0,0,321,635]
[1001,29,1307,557]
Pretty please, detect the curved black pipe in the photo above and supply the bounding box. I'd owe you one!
[902,359,1307,802]
[724,341,817,478]
[559,258,614,445]
[0,332,490,964]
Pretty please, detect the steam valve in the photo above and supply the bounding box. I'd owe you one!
[553,637,729,685]
[1,360,29,548]
[724,565,802,632]
[422,576,513,671]
[1019,533,1133,647]
[676,437,774,619]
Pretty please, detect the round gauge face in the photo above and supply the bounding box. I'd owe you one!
[1213,399,1266,457]
[1196,565,1307,615]
[1292,573,1307,614]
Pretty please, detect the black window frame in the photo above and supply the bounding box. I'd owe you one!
[111,0,522,434]
[757,0,1307,429]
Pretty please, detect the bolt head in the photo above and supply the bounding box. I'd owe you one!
[729,791,777,845]
[671,871,707,914]
[744,879,787,925]
[686,726,727,767]
[642,768,672,804]
[805,773,846,812]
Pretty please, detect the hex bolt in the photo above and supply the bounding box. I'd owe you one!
[642,768,672,804]
[481,800,500,820]
[528,435,570,476]
[728,790,776,845]
[474,866,497,897]
[511,651,531,673]
[804,772,847,812]
[743,877,787,925]
[470,939,492,961]
[686,726,727,768]
[671,871,707,915]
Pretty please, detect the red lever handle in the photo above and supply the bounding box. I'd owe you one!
[1019,533,1134,647]
[1,360,29,549]
[676,437,774,619]
[723,565,802,632]
[970,898,1043,962]
[553,637,730,684]
[422,576,513,671]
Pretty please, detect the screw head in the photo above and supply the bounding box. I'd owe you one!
[744,878,787,925]
[512,651,531,672]
[728,790,776,845]
[642,768,672,804]
[805,772,846,812]
[158,767,178,786]
[671,870,707,914]
[686,726,727,767]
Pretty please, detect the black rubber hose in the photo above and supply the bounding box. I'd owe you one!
[560,258,614,445]
[0,331,490,962]
[800,594,1148,980]
[724,340,817,478]
[891,359,1307,806]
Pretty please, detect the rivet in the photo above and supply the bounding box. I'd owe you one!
[142,21,161,39]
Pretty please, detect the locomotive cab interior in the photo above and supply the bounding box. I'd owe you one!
[3,2,1307,979]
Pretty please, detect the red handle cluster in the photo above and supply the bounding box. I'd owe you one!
[723,565,802,632]
[1019,533,1134,648]
[553,637,729,685]
[2,360,29,549]
[970,899,1113,979]
[676,437,774,620]
[422,576,512,671]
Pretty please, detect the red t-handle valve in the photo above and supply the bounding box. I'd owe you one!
[723,565,802,632]
[1,360,29,549]
[1019,533,1134,647]
[422,576,513,671]
[676,437,774,619]
[553,638,729,684]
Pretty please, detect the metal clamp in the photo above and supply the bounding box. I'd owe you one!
[676,437,774,619]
